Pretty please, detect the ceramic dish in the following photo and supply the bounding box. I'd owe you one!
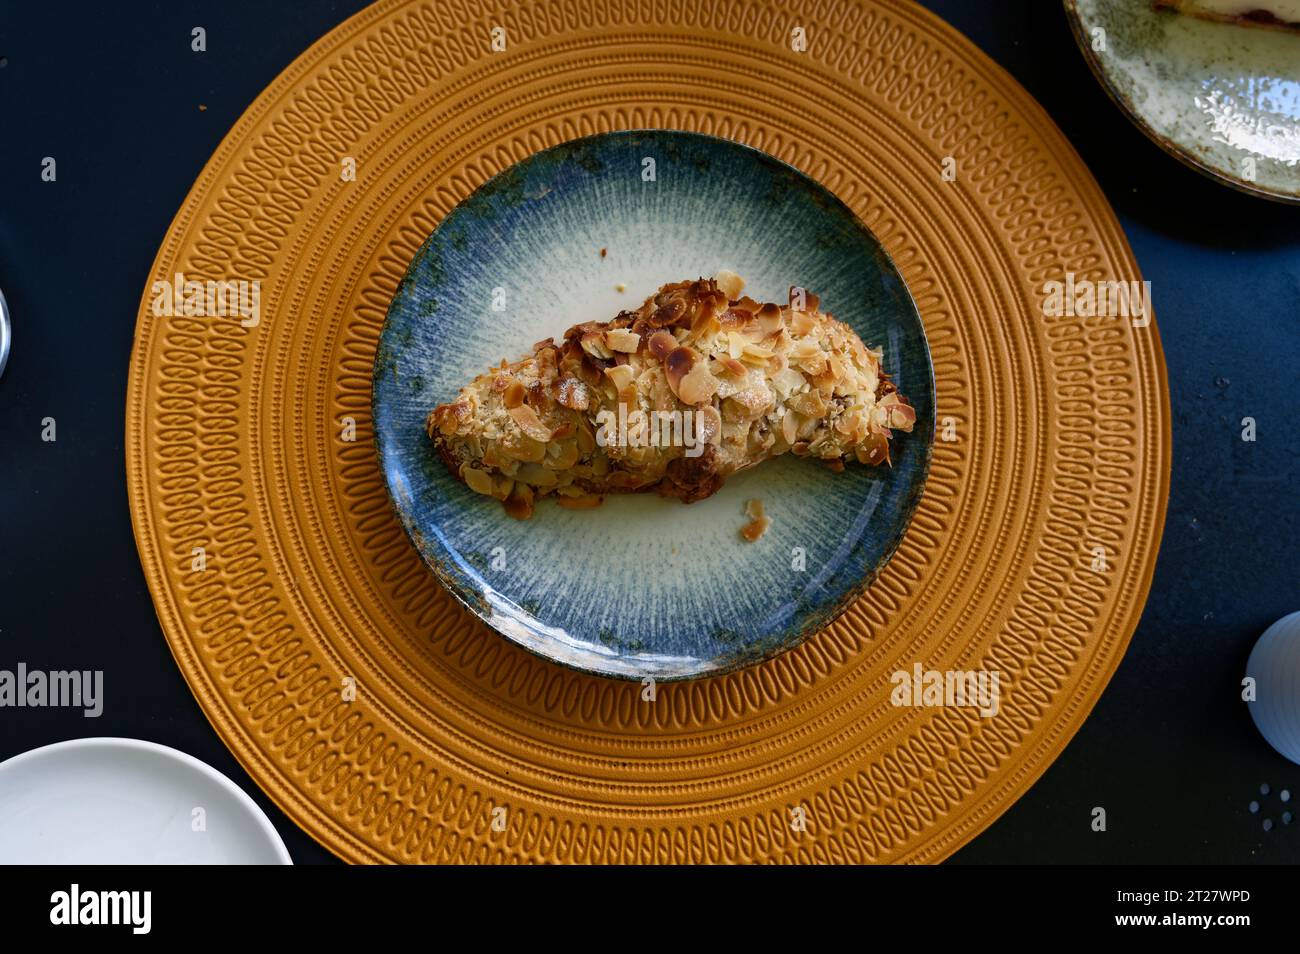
[0,738,292,864]
[1065,0,1300,202]
[373,130,934,681]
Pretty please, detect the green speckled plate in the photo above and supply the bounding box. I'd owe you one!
[1066,0,1300,203]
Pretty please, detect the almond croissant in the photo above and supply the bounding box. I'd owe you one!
[427,273,915,519]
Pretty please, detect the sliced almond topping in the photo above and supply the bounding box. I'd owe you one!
[515,462,558,486]
[756,303,783,336]
[430,400,472,436]
[790,390,828,418]
[771,367,807,398]
[503,483,535,520]
[664,345,698,400]
[499,431,546,463]
[503,380,526,409]
[857,432,890,467]
[695,405,723,445]
[715,355,748,378]
[715,269,745,301]
[794,352,828,377]
[555,377,589,411]
[580,331,613,360]
[461,465,496,496]
[887,402,916,431]
[677,361,718,405]
[547,439,580,470]
[605,328,641,353]
[781,410,800,445]
[725,387,771,420]
[556,495,604,510]
[508,404,553,443]
[647,330,678,362]
[603,363,636,392]
[790,309,818,336]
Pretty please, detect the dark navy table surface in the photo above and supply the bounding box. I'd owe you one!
[1,1,1296,864]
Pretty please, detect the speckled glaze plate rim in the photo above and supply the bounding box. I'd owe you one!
[372,128,936,682]
[1063,0,1300,205]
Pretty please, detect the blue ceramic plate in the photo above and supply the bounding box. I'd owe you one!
[374,130,933,680]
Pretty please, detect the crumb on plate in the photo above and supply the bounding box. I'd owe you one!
[740,498,771,542]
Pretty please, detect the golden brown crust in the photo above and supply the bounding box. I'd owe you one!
[427,274,915,518]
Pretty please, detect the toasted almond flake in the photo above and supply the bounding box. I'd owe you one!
[499,431,546,462]
[604,363,635,391]
[503,380,526,409]
[581,332,613,360]
[647,330,678,361]
[857,432,890,467]
[696,405,723,445]
[508,404,553,443]
[725,387,771,419]
[716,354,748,377]
[887,402,916,430]
[557,495,604,510]
[715,269,745,300]
[771,366,807,398]
[547,440,579,470]
[790,309,817,335]
[677,362,718,405]
[606,328,641,352]
[515,462,558,486]
[790,390,827,417]
[745,498,765,520]
[555,377,589,411]
[664,345,699,399]
[781,410,799,445]
[756,304,783,336]
[461,465,495,496]
[503,483,535,519]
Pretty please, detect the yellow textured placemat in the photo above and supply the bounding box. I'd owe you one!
[126,0,1170,863]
